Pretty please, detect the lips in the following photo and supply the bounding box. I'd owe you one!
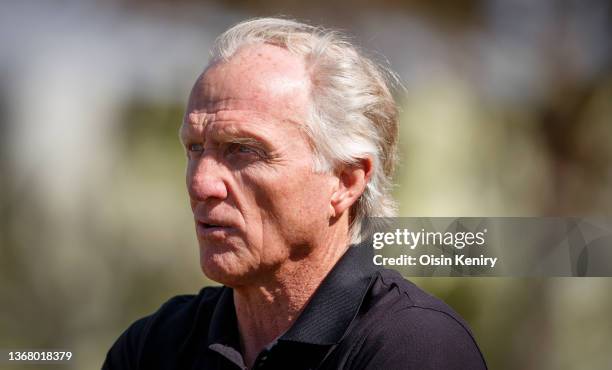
[200,222,224,228]
[196,217,235,229]
[195,216,237,239]
[192,205,238,238]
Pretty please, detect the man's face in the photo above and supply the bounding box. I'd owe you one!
[180,44,336,286]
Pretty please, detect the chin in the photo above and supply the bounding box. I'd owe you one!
[199,246,253,287]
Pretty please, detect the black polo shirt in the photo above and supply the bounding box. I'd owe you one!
[103,243,487,370]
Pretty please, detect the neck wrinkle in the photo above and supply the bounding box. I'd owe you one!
[233,225,350,368]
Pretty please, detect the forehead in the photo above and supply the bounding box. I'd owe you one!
[186,43,311,125]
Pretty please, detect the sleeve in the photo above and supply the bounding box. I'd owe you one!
[102,316,151,370]
[347,307,487,370]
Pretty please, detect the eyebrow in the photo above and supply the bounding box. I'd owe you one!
[179,120,272,151]
[215,125,274,152]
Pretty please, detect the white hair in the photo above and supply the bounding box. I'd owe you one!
[210,17,399,244]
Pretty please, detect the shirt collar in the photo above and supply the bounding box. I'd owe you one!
[208,287,239,346]
[207,287,246,368]
[280,241,378,345]
[206,241,378,349]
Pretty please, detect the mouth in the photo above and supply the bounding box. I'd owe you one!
[196,221,236,238]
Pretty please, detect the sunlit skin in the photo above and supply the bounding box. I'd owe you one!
[179,43,372,367]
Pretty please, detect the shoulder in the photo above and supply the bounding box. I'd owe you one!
[347,270,487,369]
[126,286,223,345]
[377,269,475,328]
[143,286,223,335]
[103,286,224,370]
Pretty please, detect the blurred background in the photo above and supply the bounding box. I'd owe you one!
[1,0,611,369]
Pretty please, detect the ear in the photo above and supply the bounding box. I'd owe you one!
[330,156,373,218]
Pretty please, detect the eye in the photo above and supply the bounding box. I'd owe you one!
[187,143,204,156]
[227,143,260,156]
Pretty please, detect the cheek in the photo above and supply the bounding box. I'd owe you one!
[255,171,332,242]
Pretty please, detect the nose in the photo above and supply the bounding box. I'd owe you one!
[187,155,228,202]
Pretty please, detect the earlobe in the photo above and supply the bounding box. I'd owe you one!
[329,203,338,218]
[329,187,347,218]
[330,157,373,218]
[329,179,343,218]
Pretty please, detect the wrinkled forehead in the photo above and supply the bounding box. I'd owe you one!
[186,43,311,119]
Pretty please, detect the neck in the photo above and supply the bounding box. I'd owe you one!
[233,227,350,368]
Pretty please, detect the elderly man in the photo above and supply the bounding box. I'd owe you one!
[104,18,487,370]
